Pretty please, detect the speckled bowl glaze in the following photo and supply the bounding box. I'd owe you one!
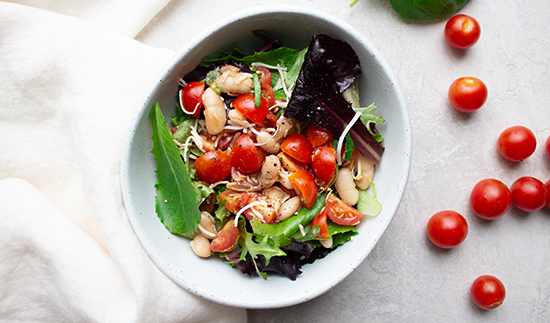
[120,5,411,309]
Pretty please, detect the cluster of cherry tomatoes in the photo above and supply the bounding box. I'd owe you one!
[427,14,550,311]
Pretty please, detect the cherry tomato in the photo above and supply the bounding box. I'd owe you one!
[545,180,550,209]
[289,170,318,209]
[311,208,329,239]
[232,93,269,125]
[471,275,506,310]
[312,146,337,184]
[469,178,512,220]
[448,77,488,112]
[241,193,278,224]
[255,66,276,108]
[325,194,363,226]
[444,14,481,49]
[193,150,232,184]
[546,136,550,160]
[306,124,333,148]
[219,190,244,213]
[281,134,313,163]
[426,210,468,249]
[497,125,537,162]
[231,134,264,174]
[510,176,548,212]
[210,220,240,253]
[278,153,308,173]
[179,81,204,118]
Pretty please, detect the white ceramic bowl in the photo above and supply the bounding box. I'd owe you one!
[121,5,411,309]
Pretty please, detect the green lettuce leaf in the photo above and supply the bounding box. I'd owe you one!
[150,103,201,238]
[356,181,382,216]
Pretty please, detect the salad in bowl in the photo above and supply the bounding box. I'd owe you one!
[150,33,385,280]
[121,5,410,308]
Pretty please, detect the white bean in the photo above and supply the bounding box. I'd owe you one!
[335,167,359,206]
[198,211,217,239]
[228,109,252,128]
[202,87,227,135]
[216,65,253,95]
[273,116,293,141]
[258,155,281,188]
[262,186,290,202]
[277,196,301,222]
[190,234,211,258]
[354,153,375,190]
[256,131,280,154]
[320,236,333,249]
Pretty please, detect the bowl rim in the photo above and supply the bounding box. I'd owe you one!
[121,4,412,309]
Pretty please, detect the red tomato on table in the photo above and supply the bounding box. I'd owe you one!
[510,176,547,212]
[444,14,481,49]
[426,210,468,249]
[448,76,488,112]
[471,275,506,310]
[469,178,511,220]
[497,125,537,162]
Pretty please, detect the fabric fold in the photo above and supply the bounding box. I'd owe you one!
[0,2,247,322]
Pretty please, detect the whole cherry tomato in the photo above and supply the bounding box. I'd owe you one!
[312,146,337,184]
[470,178,512,220]
[444,14,481,49]
[193,150,232,184]
[325,194,363,226]
[281,133,313,163]
[545,180,550,209]
[497,125,537,162]
[471,275,506,310]
[289,170,318,209]
[510,176,548,212]
[545,135,550,160]
[180,81,205,118]
[426,210,468,249]
[232,93,269,125]
[231,134,264,174]
[448,77,488,112]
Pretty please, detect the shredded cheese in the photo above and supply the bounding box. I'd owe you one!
[336,111,361,165]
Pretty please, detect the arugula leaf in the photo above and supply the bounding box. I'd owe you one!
[150,103,201,239]
[389,0,469,21]
[356,181,382,216]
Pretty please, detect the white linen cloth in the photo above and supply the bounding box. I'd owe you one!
[0,2,246,322]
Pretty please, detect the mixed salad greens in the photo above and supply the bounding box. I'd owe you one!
[150,33,385,280]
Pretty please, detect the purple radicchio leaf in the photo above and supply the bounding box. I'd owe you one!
[284,33,384,165]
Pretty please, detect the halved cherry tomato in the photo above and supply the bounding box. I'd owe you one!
[311,208,329,239]
[241,193,279,224]
[180,81,204,118]
[307,124,333,148]
[289,170,318,209]
[219,190,244,213]
[232,93,269,125]
[281,134,313,163]
[193,150,231,184]
[325,194,363,226]
[263,112,278,128]
[255,67,276,108]
[231,134,264,174]
[278,152,308,173]
[210,220,240,253]
[312,146,337,184]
